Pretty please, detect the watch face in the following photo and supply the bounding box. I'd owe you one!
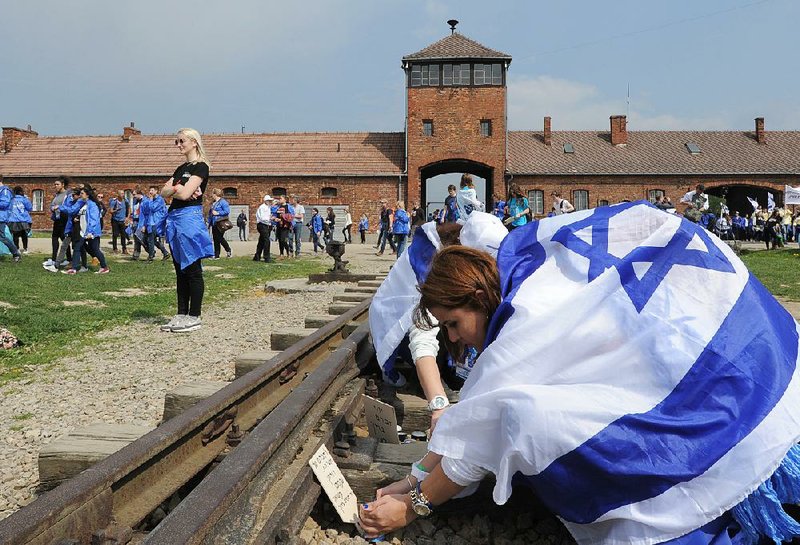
[412,503,432,517]
[430,396,448,410]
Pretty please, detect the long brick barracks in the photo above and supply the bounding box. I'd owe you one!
[2,28,799,229]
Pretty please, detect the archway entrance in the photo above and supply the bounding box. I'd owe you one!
[420,159,494,219]
[706,184,782,215]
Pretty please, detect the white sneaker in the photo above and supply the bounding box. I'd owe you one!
[22,249,29,255]
[78,267,89,273]
[60,260,70,267]
[43,264,58,273]
[171,315,202,333]
[160,314,186,332]
[42,259,54,266]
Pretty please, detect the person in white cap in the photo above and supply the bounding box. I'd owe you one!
[253,194,274,262]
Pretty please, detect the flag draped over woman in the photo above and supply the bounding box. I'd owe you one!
[429,201,800,545]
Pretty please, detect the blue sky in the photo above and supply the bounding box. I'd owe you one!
[1,0,796,137]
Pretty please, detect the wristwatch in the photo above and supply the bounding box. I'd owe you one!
[427,395,450,412]
[409,482,433,517]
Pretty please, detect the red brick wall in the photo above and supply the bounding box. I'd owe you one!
[12,173,800,231]
[407,86,507,206]
[9,175,402,233]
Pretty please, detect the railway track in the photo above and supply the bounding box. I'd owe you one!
[0,298,373,545]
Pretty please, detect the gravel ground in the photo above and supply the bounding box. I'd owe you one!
[0,239,393,521]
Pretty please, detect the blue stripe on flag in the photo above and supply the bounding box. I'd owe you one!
[484,220,545,348]
[527,273,798,524]
[408,226,437,285]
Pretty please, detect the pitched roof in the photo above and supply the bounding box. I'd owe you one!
[508,130,800,176]
[403,32,511,62]
[0,132,405,177]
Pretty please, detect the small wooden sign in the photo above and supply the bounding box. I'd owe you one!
[309,444,359,524]
[362,395,400,444]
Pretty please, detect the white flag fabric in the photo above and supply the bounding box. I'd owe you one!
[428,202,800,545]
[768,192,775,211]
[747,196,759,212]
[786,185,800,205]
[369,212,507,380]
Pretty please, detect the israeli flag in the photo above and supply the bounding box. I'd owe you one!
[768,192,776,212]
[429,202,800,545]
[369,213,507,380]
[747,196,759,212]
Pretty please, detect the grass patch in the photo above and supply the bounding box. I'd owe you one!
[739,249,800,301]
[12,412,33,421]
[0,253,325,383]
[9,424,23,432]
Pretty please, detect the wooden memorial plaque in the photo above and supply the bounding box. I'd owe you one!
[363,395,400,444]
[309,444,360,524]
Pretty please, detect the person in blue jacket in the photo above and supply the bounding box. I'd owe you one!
[391,200,411,258]
[0,176,21,262]
[45,186,88,272]
[62,184,109,274]
[108,190,129,254]
[141,186,171,262]
[309,207,325,253]
[208,187,232,259]
[9,186,33,255]
[358,213,369,244]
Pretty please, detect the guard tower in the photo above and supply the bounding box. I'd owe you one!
[402,20,511,211]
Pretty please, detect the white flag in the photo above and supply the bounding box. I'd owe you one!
[785,185,800,205]
[747,196,759,212]
[768,192,775,211]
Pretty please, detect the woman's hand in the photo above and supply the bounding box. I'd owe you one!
[359,494,416,537]
[377,476,415,499]
[212,210,219,216]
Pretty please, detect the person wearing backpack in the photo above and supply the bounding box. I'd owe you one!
[552,191,575,215]
[504,183,530,231]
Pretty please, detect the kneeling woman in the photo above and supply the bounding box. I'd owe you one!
[160,128,214,333]
[361,202,800,545]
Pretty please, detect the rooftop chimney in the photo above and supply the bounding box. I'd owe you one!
[610,115,627,146]
[755,117,766,144]
[122,122,141,141]
[2,126,38,153]
[543,116,552,147]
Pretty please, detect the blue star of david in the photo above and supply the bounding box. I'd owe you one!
[551,203,736,313]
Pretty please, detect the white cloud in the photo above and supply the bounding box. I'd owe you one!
[508,75,730,131]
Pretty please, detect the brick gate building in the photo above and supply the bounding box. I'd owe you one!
[2,25,799,231]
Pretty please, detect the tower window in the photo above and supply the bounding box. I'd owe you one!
[321,187,338,198]
[648,189,665,202]
[474,63,503,85]
[272,187,287,197]
[423,120,434,137]
[32,189,44,212]
[480,120,492,137]
[222,187,238,198]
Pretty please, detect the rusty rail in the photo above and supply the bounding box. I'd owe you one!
[144,321,374,544]
[0,299,372,545]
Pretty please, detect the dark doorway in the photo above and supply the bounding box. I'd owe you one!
[420,159,494,219]
[706,184,782,215]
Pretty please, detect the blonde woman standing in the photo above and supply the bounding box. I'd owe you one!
[159,128,214,333]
